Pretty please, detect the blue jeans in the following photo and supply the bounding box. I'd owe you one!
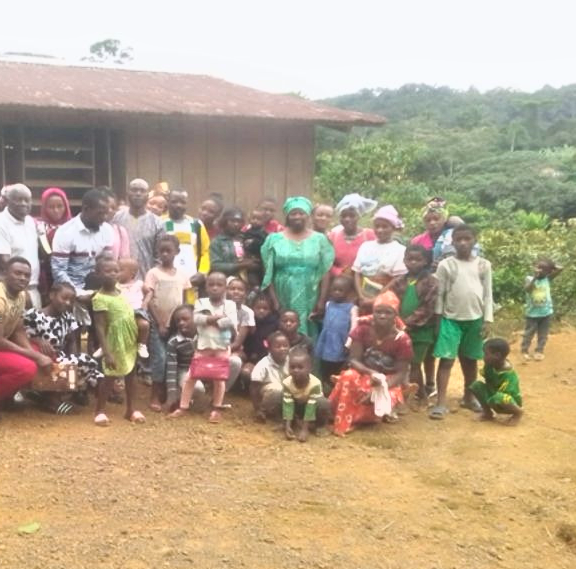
[149,322,167,384]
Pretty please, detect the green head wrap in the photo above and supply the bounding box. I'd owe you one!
[283,196,313,216]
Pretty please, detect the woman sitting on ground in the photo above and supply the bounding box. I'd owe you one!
[329,292,413,436]
[23,282,104,414]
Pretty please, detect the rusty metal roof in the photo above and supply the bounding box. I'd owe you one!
[0,61,385,127]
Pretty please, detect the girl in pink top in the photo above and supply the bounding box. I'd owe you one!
[328,193,377,277]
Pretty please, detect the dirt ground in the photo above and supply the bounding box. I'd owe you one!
[1,330,576,569]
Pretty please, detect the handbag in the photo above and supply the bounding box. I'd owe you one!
[31,363,79,392]
[188,355,230,381]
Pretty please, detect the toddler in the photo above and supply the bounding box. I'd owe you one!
[117,257,150,358]
[241,208,267,289]
[243,293,280,365]
[470,338,523,425]
[521,258,562,361]
[314,276,358,391]
[282,348,330,442]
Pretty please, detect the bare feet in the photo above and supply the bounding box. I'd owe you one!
[478,410,495,422]
[254,410,267,423]
[285,425,296,440]
[506,409,523,426]
[167,407,187,419]
[297,428,309,443]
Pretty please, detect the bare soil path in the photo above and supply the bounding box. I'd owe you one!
[1,331,576,569]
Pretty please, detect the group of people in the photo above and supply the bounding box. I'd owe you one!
[0,181,541,438]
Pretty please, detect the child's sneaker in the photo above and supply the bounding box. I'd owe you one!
[92,347,103,359]
[534,352,545,361]
[137,343,149,358]
[521,352,532,363]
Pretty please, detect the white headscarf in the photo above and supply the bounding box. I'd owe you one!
[336,193,378,216]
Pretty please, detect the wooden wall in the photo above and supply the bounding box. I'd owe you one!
[123,118,315,213]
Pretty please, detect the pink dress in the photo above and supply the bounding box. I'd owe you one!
[328,227,375,276]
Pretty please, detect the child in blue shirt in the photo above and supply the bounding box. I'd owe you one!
[521,258,562,362]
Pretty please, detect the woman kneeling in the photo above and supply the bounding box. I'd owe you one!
[330,293,413,436]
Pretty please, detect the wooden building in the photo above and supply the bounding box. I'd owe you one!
[0,61,384,211]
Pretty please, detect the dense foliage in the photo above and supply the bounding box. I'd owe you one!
[314,84,576,314]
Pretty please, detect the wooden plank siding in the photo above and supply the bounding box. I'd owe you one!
[121,119,315,213]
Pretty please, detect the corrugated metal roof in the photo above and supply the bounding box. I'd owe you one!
[0,61,385,126]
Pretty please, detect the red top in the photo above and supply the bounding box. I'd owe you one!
[349,323,413,363]
[328,226,375,276]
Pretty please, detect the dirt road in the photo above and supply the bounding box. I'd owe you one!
[1,331,576,568]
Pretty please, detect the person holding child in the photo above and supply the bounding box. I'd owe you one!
[389,245,438,402]
[431,224,493,420]
[521,258,562,362]
[143,234,192,411]
[261,196,334,338]
[470,338,523,425]
[92,257,145,426]
[210,207,260,280]
[352,205,406,312]
[329,292,413,436]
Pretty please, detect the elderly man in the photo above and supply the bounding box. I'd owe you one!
[51,188,113,294]
[0,184,41,307]
[114,178,164,279]
[164,188,210,304]
[0,257,52,408]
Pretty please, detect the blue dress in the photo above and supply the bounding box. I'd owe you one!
[315,301,354,362]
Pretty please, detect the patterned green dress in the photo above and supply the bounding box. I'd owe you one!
[92,291,138,377]
[261,232,334,338]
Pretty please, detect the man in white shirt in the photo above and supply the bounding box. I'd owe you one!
[0,184,41,308]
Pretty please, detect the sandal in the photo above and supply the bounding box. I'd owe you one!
[459,398,482,413]
[129,410,146,424]
[209,410,222,423]
[429,405,449,420]
[94,413,111,426]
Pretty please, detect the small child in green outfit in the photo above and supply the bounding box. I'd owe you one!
[470,338,523,425]
[282,348,330,442]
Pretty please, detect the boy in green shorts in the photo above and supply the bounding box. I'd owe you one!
[430,224,493,420]
[470,338,523,425]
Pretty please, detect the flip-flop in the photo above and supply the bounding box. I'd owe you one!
[429,405,449,420]
[129,410,146,424]
[55,401,75,415]
[459,398,482,413]
[94,413,111,426]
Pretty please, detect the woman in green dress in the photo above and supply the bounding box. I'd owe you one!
[92,257,145,426]
[261,197,334,338]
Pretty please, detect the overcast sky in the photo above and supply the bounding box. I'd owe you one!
[1,0,574,99]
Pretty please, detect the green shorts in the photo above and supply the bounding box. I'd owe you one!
[433,317,484,361]
[408,325,434,365]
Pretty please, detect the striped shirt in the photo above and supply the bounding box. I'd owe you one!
[165,334,195,395]
[51,215,113,293]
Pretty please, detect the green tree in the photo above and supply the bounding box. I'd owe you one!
[83,39,133,64]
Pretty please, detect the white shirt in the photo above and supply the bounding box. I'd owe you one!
[51,215,114,292]
[0,209,40,286]
[251,354,289,385]
[352,239,407,278]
